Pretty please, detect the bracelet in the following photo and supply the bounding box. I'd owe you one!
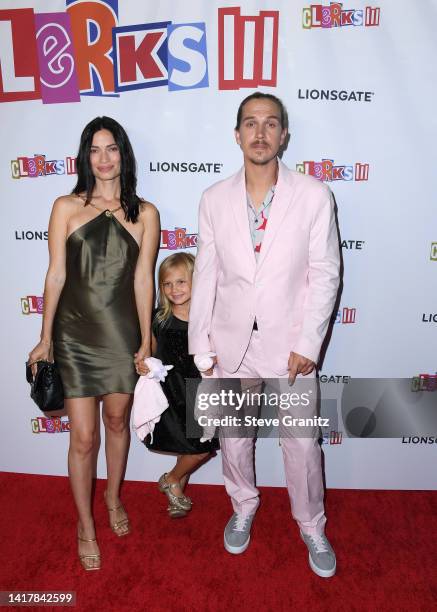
[40,339,51,346]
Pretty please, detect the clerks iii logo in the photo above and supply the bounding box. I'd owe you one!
[322,431,343,445]
[0,2,279,104]
[11,155,76,178]
[303,3,381,29]
[334,307,356,324]
[411,374,437,392]
[149,162,223,174]
[21,296,43,314]
[161,228,198,250]
[296,160,369,182]
[31,416,70,433]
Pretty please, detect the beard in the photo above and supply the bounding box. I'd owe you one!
[246,147,278,165]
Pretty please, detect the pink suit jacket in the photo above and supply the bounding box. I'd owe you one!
[188,159,340,375]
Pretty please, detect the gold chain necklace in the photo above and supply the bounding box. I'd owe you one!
[88,201,122,217]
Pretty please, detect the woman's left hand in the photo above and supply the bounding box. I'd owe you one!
[134,346,150,376]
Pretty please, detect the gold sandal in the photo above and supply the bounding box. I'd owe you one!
[158,473,192,512]
[78,535,101,571]
[167,503,188,519]
[104,491,131,537]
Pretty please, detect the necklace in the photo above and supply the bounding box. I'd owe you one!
[253,186,276,223]
[248,161,279,220]
[88,201,122,217]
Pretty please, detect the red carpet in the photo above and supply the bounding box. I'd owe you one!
[0,472,436,611]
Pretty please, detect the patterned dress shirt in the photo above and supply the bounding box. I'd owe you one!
[246,185,276,261]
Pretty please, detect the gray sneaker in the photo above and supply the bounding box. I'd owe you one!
[224,513,255,554]
[300,531,336,578]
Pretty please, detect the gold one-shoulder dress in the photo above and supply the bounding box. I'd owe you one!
[53,211,141,398]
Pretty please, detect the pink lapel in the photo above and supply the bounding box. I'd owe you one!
[256,160,295,270]
[229,166,256,269]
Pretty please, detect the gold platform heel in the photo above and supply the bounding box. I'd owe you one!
[158,473,192,512]
[167,503,188,519]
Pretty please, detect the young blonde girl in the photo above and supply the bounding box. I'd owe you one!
[144,253,218,517]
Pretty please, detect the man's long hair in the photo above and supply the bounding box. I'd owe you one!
[72,116,141,223]
[235,92,288,130]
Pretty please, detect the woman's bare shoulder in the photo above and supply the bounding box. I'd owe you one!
[139,199,159,220]
[52,193,84,219]
[52,193,85,213]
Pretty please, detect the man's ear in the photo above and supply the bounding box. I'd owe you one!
[235,128,241,145]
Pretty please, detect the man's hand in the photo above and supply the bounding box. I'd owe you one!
[288,352,315,385]
[203,356,218,376]
[194,352,217,376]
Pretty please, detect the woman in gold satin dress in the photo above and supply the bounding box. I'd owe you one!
[28,117,160,570]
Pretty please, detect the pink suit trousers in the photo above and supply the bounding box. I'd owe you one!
[216,330,326,536]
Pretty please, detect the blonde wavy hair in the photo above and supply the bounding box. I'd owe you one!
[156,252,195,325]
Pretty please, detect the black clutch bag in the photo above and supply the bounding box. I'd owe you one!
[26,360,64,412]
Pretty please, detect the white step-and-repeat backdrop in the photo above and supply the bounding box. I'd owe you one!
[1,0,436,489]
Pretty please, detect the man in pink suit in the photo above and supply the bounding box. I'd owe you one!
[188,93,340,578]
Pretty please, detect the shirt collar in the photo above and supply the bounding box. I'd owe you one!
[246,184,276,213]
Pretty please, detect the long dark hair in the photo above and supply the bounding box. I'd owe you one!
[72,116,141,223]
[235,92,288,130]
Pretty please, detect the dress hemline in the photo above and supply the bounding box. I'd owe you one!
[63,388,136,400]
